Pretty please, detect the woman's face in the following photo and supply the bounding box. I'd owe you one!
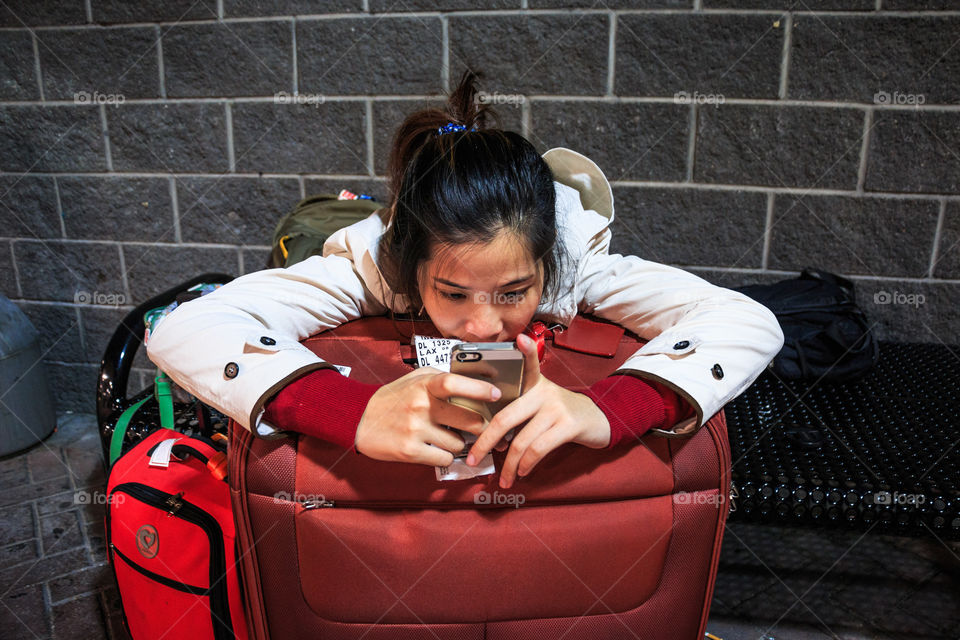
[418,230,543,342]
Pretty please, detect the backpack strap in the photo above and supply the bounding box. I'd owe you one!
[109,395,151,466]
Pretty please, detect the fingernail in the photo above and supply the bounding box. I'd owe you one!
[490,386,501,401]
[517,334,529,348]
[466,454,475,466]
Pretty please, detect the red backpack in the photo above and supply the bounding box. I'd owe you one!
[106,429,249,640]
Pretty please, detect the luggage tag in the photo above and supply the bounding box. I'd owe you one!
[412,334,498,480]
[148,437,179,468]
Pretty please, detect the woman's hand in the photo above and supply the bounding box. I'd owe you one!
[466,333,612,489]
[354,366,503,467]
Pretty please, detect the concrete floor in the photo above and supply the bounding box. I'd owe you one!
[1,414,958,639]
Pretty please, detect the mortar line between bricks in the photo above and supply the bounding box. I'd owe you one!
[690,268,960,285]
[237,248,245,276]
[170,177,181,243]
[3,172,958,200]
[876,0,883,9]
[75,305,87,363]
[31,32,44,102]
[291,18,298,95]
[48,584,112,609]
[1,171,389,180]
[225,102,235,173]
[156,25,166,99]
[11,263,960,309]
[856,108,873,193]
[42,580,53,637]
[685,104,696,182]
[52,177,66,238]
[609,181,960,200]
[778,12,792,99]
[1,9,958,30]
[365,100,374,175]
[606,12,615,96]
[9,239,22,298]
[298,175,305,199]
[117,244,131,305]
[521,98,531,140]
[84,0,92,22]
[693,0,702,9]
[5,96,960,110]
[99,104,113,172]
[441,16,449,93]
[5,239,280,250]
[928,199,947,278]
[30,499,41,558]
[762,192,774,270]
[217,0,224,20]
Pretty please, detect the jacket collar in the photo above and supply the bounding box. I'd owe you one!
[542,147,614,223]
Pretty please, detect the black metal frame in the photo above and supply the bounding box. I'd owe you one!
[96,273,234,461]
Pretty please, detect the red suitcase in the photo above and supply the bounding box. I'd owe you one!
[228,315,731,640]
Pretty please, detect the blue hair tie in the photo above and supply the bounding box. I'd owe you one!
[437,122,477,135]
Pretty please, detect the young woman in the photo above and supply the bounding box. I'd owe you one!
[146,72,783,490]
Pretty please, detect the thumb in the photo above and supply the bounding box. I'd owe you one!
[516,333,541,393]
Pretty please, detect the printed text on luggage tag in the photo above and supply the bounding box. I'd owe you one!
[413,335,460,372]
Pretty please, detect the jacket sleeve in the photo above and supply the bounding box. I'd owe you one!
[145,253,387,437]
[577,250,784,437]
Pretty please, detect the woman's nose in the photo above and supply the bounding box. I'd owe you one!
[464,306,503,342]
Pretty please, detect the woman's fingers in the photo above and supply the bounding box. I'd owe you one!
[498,413,555,488]
[423,423,468,457]
[429,371,501,406]
[414,441,457,467]
[510,422,576,486]
[431,399,488,435]
[466,391,538,465]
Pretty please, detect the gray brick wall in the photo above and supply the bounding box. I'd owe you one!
[1,1,958,413]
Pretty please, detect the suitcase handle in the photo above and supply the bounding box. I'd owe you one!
[143,439,229,481]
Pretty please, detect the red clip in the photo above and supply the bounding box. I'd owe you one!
[521,321,554,362]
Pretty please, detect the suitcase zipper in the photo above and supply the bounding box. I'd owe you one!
[298,494,679,510]
[109,482,235,640]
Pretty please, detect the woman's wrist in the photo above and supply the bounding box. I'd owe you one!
[263,368,381,451]
[582,374,693,448]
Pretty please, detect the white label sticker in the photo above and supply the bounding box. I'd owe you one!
[434,429,496,480]
[330,364,351,377]
[148,438,179,468]
[413,335,461,372]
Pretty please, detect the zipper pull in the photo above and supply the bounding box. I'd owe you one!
[165,491,184,517]
[728,481,738,514]
[301,498,335,510]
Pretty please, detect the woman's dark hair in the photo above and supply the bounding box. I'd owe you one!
[378,70,568,320]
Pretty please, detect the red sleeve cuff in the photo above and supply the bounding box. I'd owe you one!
[582,375,695,448]
[262,368,381,452]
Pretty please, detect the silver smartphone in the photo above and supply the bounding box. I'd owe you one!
[448,342,524,421]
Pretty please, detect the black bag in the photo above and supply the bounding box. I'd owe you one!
[735,268,879,381]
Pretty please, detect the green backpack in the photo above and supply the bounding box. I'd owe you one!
[268,192,385,269]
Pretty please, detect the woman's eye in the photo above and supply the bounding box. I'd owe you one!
[440,291,466,301]
[501,288,529,302]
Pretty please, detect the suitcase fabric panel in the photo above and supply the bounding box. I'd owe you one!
[293,496,672,623]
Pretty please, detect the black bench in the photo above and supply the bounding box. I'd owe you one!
[725,342,960,540]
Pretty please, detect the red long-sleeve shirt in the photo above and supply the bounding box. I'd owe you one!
[263,368,694,452]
